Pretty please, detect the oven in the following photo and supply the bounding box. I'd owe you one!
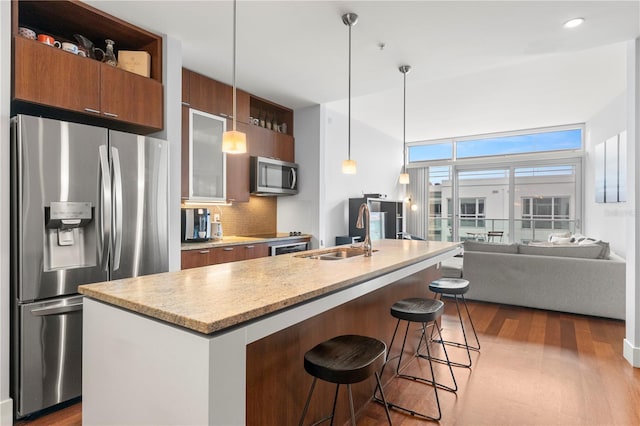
[270,241,309,256]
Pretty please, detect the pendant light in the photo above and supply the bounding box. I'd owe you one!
[398,65,411,184]
[341,12,358,174]
[222,0,247,154]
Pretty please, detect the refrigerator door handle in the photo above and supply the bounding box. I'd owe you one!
[30,302,83,317]
[111,147,123,271]
[98,145,112,271]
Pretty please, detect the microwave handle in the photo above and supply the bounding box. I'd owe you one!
[290,167,297,190]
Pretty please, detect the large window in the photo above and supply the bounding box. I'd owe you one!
[456,129,582,159]
[409,142,453,162]
[405,125,583,243]
[408,126,582,164]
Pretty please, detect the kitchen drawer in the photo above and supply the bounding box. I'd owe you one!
[181,248,213,269]
[211,243,269,264]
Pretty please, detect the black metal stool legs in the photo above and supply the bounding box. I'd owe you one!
[374,317,457,421]
[427,293,480,368]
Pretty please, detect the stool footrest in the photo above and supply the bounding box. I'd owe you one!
[418,351,472,369]
[373,396,441,422]
[432,338,480,351]
[395,371,458,393]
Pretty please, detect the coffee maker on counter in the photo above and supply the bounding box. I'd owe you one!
[181,208,211,242]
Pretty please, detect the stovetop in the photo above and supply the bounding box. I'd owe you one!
[246,232,304,239]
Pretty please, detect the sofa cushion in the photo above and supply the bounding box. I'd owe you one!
[518,243,606,259]
[463,240,519,254]
[440,256,464,278]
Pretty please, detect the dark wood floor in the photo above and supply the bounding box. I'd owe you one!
[16,300,640,425]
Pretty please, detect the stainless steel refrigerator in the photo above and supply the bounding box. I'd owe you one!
[10,114,169,418]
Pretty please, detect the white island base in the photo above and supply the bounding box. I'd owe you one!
[82,245,459,425]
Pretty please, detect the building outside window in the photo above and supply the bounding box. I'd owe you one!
[521,196,571,229]
[406,125,583,243]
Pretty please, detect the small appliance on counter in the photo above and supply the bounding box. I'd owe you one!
[211,220,223,241]
[181,208,211,242]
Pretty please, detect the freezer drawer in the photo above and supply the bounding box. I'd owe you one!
[16,295,83,417]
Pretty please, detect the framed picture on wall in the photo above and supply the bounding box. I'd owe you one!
[595,131,627,203]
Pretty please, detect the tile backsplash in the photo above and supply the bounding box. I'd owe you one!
[182,197,277,237]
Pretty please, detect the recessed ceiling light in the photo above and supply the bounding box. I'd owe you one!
[563,18,585,29]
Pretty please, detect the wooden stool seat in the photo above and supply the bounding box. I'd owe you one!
[429,278,470,295]
[304,335,386,384]
[300,335,392,425]
[390,298,444,323]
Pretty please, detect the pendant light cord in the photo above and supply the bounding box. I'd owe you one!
[232,0,238,132]
[347,20,352,161]
[402,70,406,174]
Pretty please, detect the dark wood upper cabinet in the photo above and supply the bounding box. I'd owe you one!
[100,64,163,129]
[274,132,295,163]
[13,37,101,113]
[181,68,294,203]
[11,0,164,133]
[188,71,229,116]
[247,125,275,159]
[187,70,250,124]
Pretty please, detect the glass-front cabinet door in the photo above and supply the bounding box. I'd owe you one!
[189,109,226,201]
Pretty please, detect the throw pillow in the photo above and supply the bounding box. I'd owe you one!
[547,231,571,242]
[551,236,574,245]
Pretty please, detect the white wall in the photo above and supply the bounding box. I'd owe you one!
[280,98,406,249]
[584,93,628,256]
[321,99,405,246]
[151,35,182,272]
[278,105,323,248]
[0,0,12,423]
[624,38,640,367]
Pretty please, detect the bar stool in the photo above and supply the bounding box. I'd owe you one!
[299,334,392,426]
[375,298,457,421]
[428,277,481,368]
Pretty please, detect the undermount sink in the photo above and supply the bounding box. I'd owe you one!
[295,247,378,260]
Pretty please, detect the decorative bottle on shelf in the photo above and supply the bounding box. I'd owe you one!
[281,122,287,134]
[266,113,272,130]
[103,39,118,67]
[259,111,266,128]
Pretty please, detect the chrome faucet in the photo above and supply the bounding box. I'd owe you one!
[356,203,372,256]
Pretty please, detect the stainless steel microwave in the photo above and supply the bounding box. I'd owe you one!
[250,156,298,196]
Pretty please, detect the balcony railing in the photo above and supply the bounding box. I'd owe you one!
[426,217,578,243]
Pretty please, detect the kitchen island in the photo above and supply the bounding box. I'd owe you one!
[79,239,460,425]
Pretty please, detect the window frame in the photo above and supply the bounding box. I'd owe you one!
[405,124,584,243]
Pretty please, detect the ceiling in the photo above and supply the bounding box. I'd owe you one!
[87,1,640,140]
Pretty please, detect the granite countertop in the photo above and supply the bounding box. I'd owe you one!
[181,233,311,250]
[79,240,460,335]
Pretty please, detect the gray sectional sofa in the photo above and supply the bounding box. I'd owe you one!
[460,240,626,320]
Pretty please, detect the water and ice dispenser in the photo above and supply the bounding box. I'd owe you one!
[44,201,96,271]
